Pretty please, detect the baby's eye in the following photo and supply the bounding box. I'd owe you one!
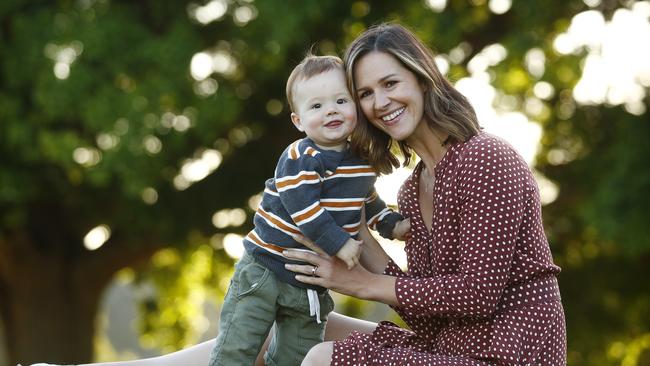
[311,103,321,109]
[337,98,348,104]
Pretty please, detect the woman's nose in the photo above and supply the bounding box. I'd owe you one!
[374,90,390,111]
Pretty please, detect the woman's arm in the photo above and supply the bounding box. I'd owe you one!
[357,220,391,274]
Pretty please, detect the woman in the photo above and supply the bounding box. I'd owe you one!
[282,23,566,366]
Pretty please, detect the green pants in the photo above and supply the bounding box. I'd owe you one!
[209,253,335,366]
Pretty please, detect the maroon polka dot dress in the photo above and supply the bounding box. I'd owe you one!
[332,133,566,365]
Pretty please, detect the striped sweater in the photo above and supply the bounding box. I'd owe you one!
[243,138,403,291]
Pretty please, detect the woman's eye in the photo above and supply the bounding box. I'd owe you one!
[386,80,397,88]
[358,90,371,99]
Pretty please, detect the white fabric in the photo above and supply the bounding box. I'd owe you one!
[306,289,321,323]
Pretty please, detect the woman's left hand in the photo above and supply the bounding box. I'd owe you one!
[283,249,373,299]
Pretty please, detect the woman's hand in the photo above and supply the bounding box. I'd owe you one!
[283,249,370,298]
[290,233,368,296]
[283,249,399,306]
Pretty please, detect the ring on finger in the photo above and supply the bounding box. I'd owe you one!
[311,266,318,277]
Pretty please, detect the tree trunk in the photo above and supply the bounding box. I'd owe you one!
[0,229,162,365]
[0,236,109,365]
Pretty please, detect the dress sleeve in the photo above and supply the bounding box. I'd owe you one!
[393,138,531,318]
[383,258,406,277]
[276,152,350,256]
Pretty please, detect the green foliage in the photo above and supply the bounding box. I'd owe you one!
[135,241,234,351]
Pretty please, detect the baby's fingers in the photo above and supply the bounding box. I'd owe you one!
[352,254,360,268]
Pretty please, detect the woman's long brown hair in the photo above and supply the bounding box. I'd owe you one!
[345,23,481,174]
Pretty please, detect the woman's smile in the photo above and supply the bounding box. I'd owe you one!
[380,107,406,125]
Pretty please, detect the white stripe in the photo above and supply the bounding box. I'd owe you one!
[277,178,321,192]
[260,208,300,231]
[276,170,321,184]
[247,231,285,257]
[291,201,320,218]
[291,201,326,225]
[294,207,325,226]
[365,193,378,203]
[320,198,366,203]
[342,221,361,229]
[377,210,392,222]
[336,165,373,170]
[324,172,375,180]
[275,170,322,192]
[264,188,279,196]
[255,211,300,236]
[368,207,390,228]
[246,231,319,261]
[342,222,360,236]
[323,206,361,212]
[320,198,365,210]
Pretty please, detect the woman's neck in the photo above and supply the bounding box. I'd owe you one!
[406,122,448,173]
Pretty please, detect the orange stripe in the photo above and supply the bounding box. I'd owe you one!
[366,191,378,201]
[246,233,287,253]
[321,201,364,208]
[257,208,301,235]
[343,225,360,233]
[368,214,381,227]
[333,167,375,174]
[275,173,320,189]
[293,204,322,223]
[289,142,299,159]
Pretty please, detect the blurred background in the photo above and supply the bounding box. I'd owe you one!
[1,0,649,365]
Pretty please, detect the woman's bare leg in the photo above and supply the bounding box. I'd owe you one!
[323,312,377,341]
[32,312,375,366]
[63,339,215,366]
[301,342,334,366]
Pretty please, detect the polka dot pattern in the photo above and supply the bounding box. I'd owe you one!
[332,133,566,365]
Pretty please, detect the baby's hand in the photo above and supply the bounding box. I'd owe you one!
[336,238,363,269]
[392,218,411,241]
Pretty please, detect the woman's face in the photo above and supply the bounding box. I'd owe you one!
[353,51,425,141]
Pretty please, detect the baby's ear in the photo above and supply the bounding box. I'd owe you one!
[290,113,304,132]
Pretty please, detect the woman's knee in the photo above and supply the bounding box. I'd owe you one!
[301,341,334,366]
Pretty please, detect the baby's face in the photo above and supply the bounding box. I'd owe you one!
[290,69,357,151]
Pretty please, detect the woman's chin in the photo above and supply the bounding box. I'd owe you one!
[385,128,410,141]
